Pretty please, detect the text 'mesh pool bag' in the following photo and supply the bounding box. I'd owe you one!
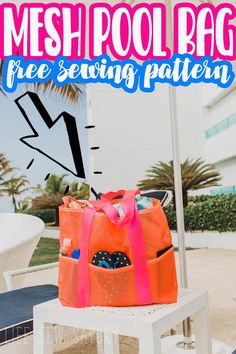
[59,190,178,308]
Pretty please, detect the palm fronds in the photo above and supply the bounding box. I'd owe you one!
[32,82,81,103]
[32,174,90,225]
[138,158,221,208]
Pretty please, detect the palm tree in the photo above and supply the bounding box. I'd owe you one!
[71,180,90,199]
[37,174,68,195]
[138,158,221,208]
[2,175,30,212]
[16,199,31,213]
[0,153,15,196]
[32,174,89,225]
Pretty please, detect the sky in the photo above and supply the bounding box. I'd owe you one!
[0,85,88,212]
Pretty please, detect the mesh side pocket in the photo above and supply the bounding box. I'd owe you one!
[149,248,178,304]
[58,256,78,307]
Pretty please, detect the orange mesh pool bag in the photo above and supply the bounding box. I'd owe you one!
[59,189,178,308]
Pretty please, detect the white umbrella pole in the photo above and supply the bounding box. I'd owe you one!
[169,85,193,345]
[168,87,188,290]
[166,0,193,346]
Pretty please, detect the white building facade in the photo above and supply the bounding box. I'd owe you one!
[87,83,205,194]
[87,79,236,196]
[202,82,236,195]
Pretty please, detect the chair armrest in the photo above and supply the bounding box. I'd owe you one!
[4,262,58,291]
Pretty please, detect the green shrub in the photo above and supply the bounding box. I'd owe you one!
[25,209,56,224]
[165,194,236,232]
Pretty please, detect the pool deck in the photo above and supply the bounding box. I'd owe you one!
[184,249,236,347]
[55,249,236,353]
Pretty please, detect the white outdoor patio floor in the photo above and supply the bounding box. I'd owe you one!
[55,249,236,353]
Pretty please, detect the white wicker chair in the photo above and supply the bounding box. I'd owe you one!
[0,213,45,292]
[2,263,92,354]
[0,263,57,354]
[4,262,58,291]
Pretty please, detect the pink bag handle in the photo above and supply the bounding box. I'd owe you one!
[76,207,96,307]
[101,189,139,202]
[76,190,152,307]
[95,190,139,226]
[100,190,152,304]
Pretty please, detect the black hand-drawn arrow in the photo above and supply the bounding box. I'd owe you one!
[15,91,85,178]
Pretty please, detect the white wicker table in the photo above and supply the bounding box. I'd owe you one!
[33,288,212,354]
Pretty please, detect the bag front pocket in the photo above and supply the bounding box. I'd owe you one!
[59,247,178,308]
[89,264,136,307]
